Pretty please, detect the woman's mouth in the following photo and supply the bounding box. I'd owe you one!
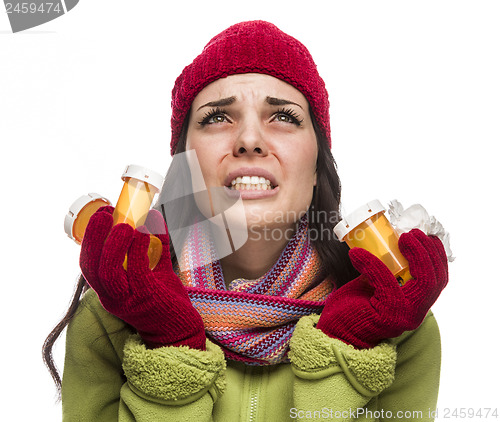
[223,168,279,199]
[228,176,275,191]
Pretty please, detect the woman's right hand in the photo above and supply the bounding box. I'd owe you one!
[80,206,206,350]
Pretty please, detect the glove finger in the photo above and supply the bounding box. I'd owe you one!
[96,205,115,215]
[99,223,134,299]
[430,235,449,288]
[410,230,448,289]
[143,210,173,273]
[80,208,114,289]
[399,230,438,299]
[348,248,411,334]
[144,209,169,244]
[349,247,403,302]
[126,227,155,288]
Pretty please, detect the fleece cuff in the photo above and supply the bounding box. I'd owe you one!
[123,335,226,405]
[289,314,397,397]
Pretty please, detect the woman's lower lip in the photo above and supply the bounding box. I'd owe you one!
[224,185,280,200]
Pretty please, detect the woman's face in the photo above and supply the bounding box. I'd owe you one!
[185,73,318,231]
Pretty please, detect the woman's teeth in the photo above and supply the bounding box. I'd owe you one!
[229,176,273,191]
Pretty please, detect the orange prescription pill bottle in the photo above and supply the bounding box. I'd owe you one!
[333,200,412,285]
[64,193,112,245]
[112,165,163,228]
[112,165,164,269]
[64,165,164,270]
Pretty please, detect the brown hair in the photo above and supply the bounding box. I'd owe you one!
[42,274,89,398]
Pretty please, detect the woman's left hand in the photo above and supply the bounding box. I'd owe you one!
[316,229,448,349]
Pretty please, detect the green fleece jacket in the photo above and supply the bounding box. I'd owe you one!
[62,289,441,421]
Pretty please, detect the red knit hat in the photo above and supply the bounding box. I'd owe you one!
[170,20,331,155]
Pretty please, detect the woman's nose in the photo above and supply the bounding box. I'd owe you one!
[232,119,268,157]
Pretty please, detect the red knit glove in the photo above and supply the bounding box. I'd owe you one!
[80,206,206,350]
[316,229,448,349]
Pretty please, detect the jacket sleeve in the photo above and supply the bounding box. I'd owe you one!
[288,311,440,421]
[62,289,226,422]
[377,311,441,421]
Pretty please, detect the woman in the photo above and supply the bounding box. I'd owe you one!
[45,21,448,421]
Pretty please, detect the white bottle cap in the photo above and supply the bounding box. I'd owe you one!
[64,193,112,241]
[121,164,164,190]
[333,199,386,241]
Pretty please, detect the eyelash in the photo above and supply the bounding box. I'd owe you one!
[198,107,228,126]
[197,107,304,126]
[274,108,304,126]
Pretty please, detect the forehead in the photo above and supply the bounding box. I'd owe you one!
[191,73,309,108]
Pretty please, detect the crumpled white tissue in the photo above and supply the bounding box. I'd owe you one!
[387,199,455,262]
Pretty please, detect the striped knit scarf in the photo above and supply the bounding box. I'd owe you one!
[176,217,334,365]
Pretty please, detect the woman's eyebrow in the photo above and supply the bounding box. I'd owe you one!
[196,95,304,111]
[266,96,303,109]
[197,96,236,111]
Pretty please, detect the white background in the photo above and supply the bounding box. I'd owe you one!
[1,1,499,420]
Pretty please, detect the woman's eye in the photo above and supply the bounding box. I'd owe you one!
[272,108,303,126]
[198,107,230,126]
[209,115,227,124]
[276,113,293,123]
